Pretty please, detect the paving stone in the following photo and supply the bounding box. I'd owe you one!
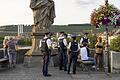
[0,62,120,80]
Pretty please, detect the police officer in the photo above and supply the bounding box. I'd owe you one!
[39,32,52,77]
[80,33,90,46]
[80,33,90,57]
[58,32,68,71]
[67,35,80,74]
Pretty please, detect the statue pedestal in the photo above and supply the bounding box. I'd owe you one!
[25,32,45,56]
[24,31,59,68]
[24,32,45,67]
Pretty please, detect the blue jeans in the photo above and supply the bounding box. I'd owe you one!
[88,57,96,66]
[8,52,16,64]
[42,51,51,75]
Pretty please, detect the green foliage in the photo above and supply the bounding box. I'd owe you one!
[0,36,4,48]
[52,36,58,42]
[66,36,82,43]
[17,38,32,46]
[0,36,4,43]
[110,35,120,52]
[76,36,82,42]
[88,34,97,48]
[51,25,93,34]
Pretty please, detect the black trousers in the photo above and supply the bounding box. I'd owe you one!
[59,48,67,71]
[68,52,78,74]
[42,51,51,76]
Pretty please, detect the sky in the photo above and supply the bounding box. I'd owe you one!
[0,0,120,26]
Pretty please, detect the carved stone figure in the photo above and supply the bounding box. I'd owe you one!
[30,0,56,32]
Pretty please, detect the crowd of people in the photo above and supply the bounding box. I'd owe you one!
[1,31,104,77]
[39,31,104,77]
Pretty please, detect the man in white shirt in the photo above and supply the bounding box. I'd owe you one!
[39,32,52,77]
[58,32,68,71]
[80,43,96,68]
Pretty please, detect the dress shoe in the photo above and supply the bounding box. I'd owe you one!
[44,74,52,77]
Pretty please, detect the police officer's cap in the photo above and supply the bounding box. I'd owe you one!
[60,31,64,34]
[64,34,67,37]
[84,32,88,35]
[71,35,76,38]
[45,32,50,35]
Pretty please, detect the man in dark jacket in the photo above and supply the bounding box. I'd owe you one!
[39,32,52,77]
[58,32,68,71]
[67,35,80,74]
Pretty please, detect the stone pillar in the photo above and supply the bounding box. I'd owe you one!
[24,25,49,67]
[25,25,48,56]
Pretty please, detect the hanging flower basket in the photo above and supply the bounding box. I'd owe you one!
[90,4,120,28]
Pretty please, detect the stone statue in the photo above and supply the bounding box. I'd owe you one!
[30,0,56,32]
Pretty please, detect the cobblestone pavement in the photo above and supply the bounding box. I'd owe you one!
[0,63,120,80]
[0,56,120,80]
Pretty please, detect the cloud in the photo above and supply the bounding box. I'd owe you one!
[75,0,96,5]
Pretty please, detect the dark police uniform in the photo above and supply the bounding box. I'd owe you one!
[58,37,67,71]
[68,40,80,74]
[40,36,52,77]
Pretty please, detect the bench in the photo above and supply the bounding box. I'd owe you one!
[0,58,9,68]
[77,59,94,71]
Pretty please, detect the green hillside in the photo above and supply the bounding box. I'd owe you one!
[0,24,119,36]
[51,24,119,34]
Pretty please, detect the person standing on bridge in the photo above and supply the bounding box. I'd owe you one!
[3,37,9,59]
[58,32,68,71]
[39,32,52,77]
[7,37,17,68]
[67,35,80,74]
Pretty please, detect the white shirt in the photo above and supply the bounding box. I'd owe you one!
[39,36,52,49]
[80,47,89,60]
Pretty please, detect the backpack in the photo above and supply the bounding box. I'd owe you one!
[40,38,49,52]
[8,41,16,51]
[70,41,78,52]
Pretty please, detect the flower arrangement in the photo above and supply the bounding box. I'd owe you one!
[90,4,120,28]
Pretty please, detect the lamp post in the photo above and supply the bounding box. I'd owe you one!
[105,0,111,73]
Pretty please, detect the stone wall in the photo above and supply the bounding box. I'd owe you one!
[111,51,120,73]
[0,47,30,64]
